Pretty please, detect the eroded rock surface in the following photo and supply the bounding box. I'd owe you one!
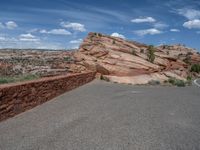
[75,32,200,84]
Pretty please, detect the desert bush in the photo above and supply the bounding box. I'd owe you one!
[168,78,186,87]
[148,80,160,85]
[100,75,110,82]
[132,49,136,55]
[186,76,192,85]
[147,45,155,63]
[140,49,144,53]
[175,80,186,87]
[112,40,116,44]
[190,64,200,73]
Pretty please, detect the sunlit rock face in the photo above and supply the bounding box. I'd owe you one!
[75,32,200,84]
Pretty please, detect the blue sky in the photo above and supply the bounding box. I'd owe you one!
[0,0,200,50]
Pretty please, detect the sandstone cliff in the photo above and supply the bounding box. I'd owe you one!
[74,32,200,84]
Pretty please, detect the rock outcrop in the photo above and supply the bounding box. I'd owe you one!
[75,32,200,84]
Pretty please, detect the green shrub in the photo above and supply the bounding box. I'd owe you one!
[168,78,186,87]
[187,76,192,81]
[175,80,186,87]
[147,45,155,63]
[186,76,192,85]
[168,78,176,85]
[190,64,200,73]
[112,40,116,44]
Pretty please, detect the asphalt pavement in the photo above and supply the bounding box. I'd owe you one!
[0,80,200,150]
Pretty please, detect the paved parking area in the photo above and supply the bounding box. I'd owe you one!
[0,80,200,150]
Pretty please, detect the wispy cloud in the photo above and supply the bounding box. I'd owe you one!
[0,34,63,49]
[177,8,200,20]
[131,17,156,23]
[170,28,180,32]
[69,39,82,44]
[40,29,72,35]
[60,22,86,32]
[19,33,40,42]
[134,28,162,36]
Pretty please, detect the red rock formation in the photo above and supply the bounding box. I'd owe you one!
[74,32,200,84]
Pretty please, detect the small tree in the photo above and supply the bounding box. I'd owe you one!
[147,45,155,63]
[190,64,200,73]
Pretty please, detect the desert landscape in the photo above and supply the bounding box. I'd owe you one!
[1,0,200,149]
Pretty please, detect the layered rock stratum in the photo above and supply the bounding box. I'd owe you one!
[74,32,200,84]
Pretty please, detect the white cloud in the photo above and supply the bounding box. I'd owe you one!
[40,29,71,35]
[5,21,18,29]
[20,33,35,39]
[60,22,86,32]
[183,19,200,29]
[177,8,200,20]
[131,17,156,23]
[111,32,125,39]
[170,29,180,32]
[69,39,82,44]
[134,28,162,36]
[19,33,40,42]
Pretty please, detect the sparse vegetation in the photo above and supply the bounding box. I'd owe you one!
[97,33,102,37]
[112,40,116,44]
[186,76,192,85]
[148,80,160,85]
[187,52,193,56]
[168,78,186,87]
[190,64,200,73]
[63,56,73,62]
[183,56,191,64]
[100,75,110,82]
[140,49,144,53]
[131,49,136,55]
[147,45,155,63]
[0,74,40,84]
